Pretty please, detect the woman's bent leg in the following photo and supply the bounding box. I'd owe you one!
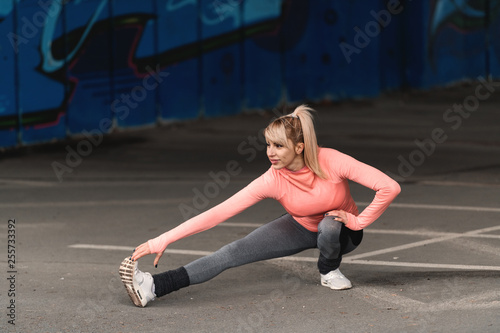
[153,214,317,297]
[316,216,363,274]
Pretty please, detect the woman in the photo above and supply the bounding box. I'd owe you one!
[119,105,401,307]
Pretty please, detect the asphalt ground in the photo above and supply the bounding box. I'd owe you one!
[1,82,500,333]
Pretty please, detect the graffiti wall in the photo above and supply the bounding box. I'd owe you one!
[0,0,498,148]
[416,0,500,87]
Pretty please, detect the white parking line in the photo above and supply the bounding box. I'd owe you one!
[368,202,500,213]
[418,180,500,188]
[274,256,500,271]
[68,244,214,257]
[68,243,500,271]
[2,199,500,213]
[69,244,135,251]
[346,224,500,260]
[0,198,184,208]
[221,223,500,239]
[341,259,500,271]
[0,179,55,187]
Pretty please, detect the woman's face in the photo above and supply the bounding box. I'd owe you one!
[266,139,304,171]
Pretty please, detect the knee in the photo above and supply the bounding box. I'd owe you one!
[317,217,344,256]
[318,216,343,242]
[219,241,239,259]
[217,239,250,265]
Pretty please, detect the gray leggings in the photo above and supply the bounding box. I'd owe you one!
[185,214,363,284]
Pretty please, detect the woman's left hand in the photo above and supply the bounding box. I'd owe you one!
[325,210,348,224]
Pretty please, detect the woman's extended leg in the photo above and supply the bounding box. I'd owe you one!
[153,214,317,297]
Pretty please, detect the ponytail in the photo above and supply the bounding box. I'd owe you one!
[264,104,326,179]
[292,105,326,179]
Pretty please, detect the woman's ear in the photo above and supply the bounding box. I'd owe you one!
[296,142,304,154]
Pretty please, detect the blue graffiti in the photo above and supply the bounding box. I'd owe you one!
[430,0,495,34]
[1,0,499,149]
[166,0,243,27]
[428,0,500,72]
[0,1,14,18]
[166,0,196,11]
[41,0,108,73]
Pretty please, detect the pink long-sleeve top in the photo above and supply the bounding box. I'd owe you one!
[148,148,401,254]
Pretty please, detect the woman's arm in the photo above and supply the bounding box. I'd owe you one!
[132,173,274,265]
[327,151,401,230]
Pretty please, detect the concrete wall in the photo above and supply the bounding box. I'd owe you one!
[0,0,498,148]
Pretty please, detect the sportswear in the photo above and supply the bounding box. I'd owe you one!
[148,148,401,254]
[119,257,156,307]
[321,269,352,290]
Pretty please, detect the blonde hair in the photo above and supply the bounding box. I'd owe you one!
[264,105,326,179]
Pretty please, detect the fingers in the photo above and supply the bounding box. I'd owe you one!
[325,210,340,218]
[131,242,150,261]
[153,252,163,268]
[325,210,347,224]
[332,215,343,223]
[130,242,164,268]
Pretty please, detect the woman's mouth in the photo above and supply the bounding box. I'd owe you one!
[269,159,280,165]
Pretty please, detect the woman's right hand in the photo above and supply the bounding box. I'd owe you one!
[131,241,165,268]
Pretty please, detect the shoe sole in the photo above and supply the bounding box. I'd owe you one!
[119,257,146,307]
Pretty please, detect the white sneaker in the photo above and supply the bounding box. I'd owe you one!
[119,257,156,307]
[320,269,352,290]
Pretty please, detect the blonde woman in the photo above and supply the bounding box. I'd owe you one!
[119,105,401,307]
